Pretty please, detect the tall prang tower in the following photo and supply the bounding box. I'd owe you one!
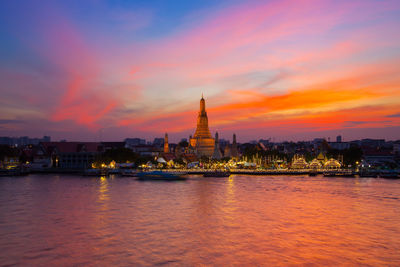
[190,95,215,157]
[164,133,169,153]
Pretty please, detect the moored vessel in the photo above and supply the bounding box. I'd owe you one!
[120,169,137,177]
[323,171,355,177]
[379,171,399,179]
[137,171,187,181]
[83,168,107,176]
[203,170,231,177]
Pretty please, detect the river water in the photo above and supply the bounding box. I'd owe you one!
[0,174,399,266]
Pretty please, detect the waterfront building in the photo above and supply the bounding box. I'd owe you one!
[309,158,322,169]
[40,142,103,169]
[291,155,308,169]
[190,95,215,157]
[316,152,327,164]
[363,151,395,166]
[212,132,222,160]
[0,156,20,169]
[324,158,341,169]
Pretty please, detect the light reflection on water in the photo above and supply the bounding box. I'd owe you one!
[0,175,399,266]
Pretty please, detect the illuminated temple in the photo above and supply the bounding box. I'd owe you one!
[190,95,215,157]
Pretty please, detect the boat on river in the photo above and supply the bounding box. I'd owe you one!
[323,171,355,177]
[308,171,318,176]
[359,171,378,178]
[137,171,187,181]
[120,169,137,177]
[83,168,107,176]
[379,171,399,179]
[203,170,231,177]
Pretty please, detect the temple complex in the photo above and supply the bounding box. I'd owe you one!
[190,95,215,157]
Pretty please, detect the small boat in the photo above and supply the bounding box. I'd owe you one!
[120,169,137,177]
[379,171,399,179]
[83,168,104,176]
[359,171,378,178]
[137,171,187,181]
[0,168,29,177]
[323,171,355,177]
[323,171,337,177]
[309,171,318,176]
[203,170,231,177]
[108,169,120,174]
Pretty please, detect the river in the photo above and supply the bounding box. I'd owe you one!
[0,174,399,266]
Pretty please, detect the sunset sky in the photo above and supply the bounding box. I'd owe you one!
[1,0,400,142]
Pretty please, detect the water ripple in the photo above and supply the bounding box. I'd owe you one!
[0,175,399,265]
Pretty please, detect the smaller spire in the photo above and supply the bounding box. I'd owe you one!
[201,93,204,99]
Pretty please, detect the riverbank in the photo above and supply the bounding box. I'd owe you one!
[1,168,399,178]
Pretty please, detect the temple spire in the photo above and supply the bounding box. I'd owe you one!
[190,94,215,157]
[200,95,206,113]
[164,133,169,153]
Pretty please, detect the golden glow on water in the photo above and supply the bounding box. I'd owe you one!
[0,175,399,266]
[98,176,109,203]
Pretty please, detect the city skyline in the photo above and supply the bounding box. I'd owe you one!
[1,0,400,142]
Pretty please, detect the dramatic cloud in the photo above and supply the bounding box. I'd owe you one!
[0,0,399,141]
[0,119,24,124]
[386,113,400,118]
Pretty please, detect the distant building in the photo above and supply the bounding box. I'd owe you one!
[125,138,146,148]
[361,139,385,148]
[329,142,350,150]
[363,151,394,166]
[131,145,160,157]
[40,142,103,169]
[102,142,126,150]
[153,138,164,148]
[336,135,342,142]
[394,143,400,155]
[0,136,51,146]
